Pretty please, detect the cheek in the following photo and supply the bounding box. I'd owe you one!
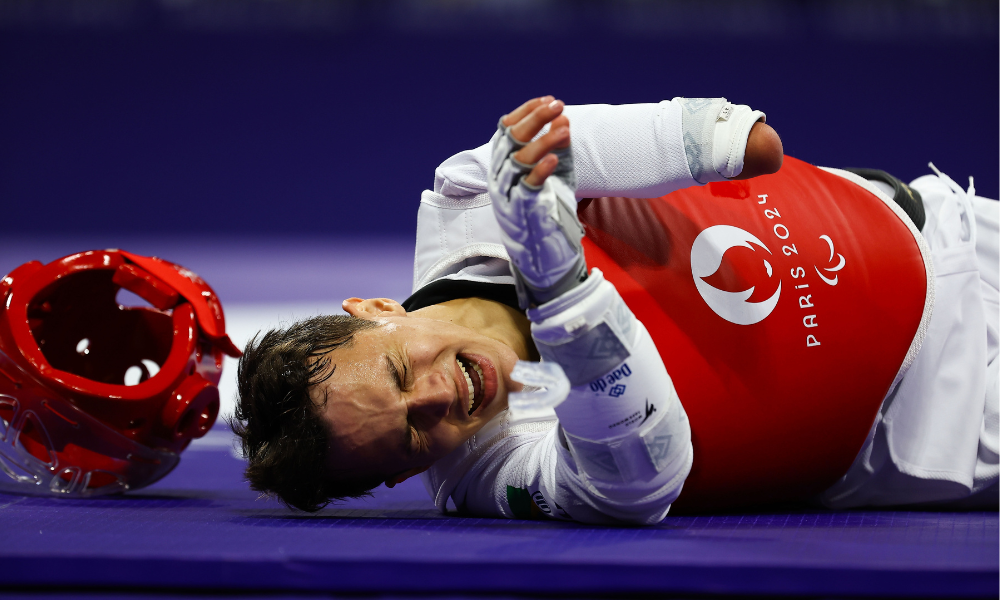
[425,423,470,456]
[490,342,521,382]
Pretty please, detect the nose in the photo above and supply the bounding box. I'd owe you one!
[407,371,453,421]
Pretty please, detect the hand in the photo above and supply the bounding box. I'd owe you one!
[488,96,587,309]
[500,96,572,187]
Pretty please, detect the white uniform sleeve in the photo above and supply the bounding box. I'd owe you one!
[435,100,697,200]
[529,269,693,524]
[447,421,681,525]
[417,98,764,291]
[424,273,691,525]
[416,268,692,524]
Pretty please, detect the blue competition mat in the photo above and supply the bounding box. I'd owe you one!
[1,426,996,598]
[0,237,997,599]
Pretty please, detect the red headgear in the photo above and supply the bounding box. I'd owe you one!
[0,250,241,496]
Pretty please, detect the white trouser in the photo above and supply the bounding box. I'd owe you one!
[820,170,999,508]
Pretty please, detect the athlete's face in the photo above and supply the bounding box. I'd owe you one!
[313,307,520,486]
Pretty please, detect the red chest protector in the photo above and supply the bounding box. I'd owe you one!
[578,157,931,510]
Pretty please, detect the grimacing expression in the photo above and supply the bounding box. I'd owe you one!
[313,315,520,483]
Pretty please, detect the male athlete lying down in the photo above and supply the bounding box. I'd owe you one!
[232,96,998,524]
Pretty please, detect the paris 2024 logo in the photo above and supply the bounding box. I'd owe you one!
[690,225,781,325]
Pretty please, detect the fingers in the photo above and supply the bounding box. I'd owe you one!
[514,115,570,165]
[501,96,550,128]
[509,98,564,143]
[523,153,559,188]
[501,96,572,188]
[548,114,571,149]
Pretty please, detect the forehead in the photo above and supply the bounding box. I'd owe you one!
[316,317,416,379]
[325,315,449,366]
[324,324,392,384]
[317,324,397,424]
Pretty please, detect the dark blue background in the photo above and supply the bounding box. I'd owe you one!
[2,0,996,236]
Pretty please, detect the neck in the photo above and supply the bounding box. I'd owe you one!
[410,298,538,361]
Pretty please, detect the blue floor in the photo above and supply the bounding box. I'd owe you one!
[1,427,996,598]
[1,237,997,598]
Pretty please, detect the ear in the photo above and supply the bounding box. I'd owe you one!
[384,465,430,488]
[342,297,407,319]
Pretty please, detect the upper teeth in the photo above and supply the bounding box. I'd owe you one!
[458,359,474,405]
[458,358,485,412]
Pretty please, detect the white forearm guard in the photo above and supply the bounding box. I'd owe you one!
[528,269,692,502]
[488,119,588,309]
[674,97,766,183]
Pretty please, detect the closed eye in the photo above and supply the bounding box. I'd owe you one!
[386,355,405,392]
[400,361,411,391]
[387,355,419,455]
[405,423,419,456]
[403,421,413,455]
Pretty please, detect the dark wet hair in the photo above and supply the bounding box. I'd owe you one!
[228,314,384,512]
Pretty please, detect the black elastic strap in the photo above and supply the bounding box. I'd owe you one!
[843,167,926,230]
[403,279,520,313]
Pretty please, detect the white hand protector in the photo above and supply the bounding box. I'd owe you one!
[674,97,765,183]
[488,119,588,308]
[529,269,692,504]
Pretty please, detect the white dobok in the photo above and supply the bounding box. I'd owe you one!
[410,99,998,524]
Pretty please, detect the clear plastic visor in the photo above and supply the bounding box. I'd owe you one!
[0,347,179,497]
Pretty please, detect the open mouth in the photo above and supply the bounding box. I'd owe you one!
[456,355,485,415]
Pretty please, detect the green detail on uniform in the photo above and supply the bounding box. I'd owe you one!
[506,485,534,519]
